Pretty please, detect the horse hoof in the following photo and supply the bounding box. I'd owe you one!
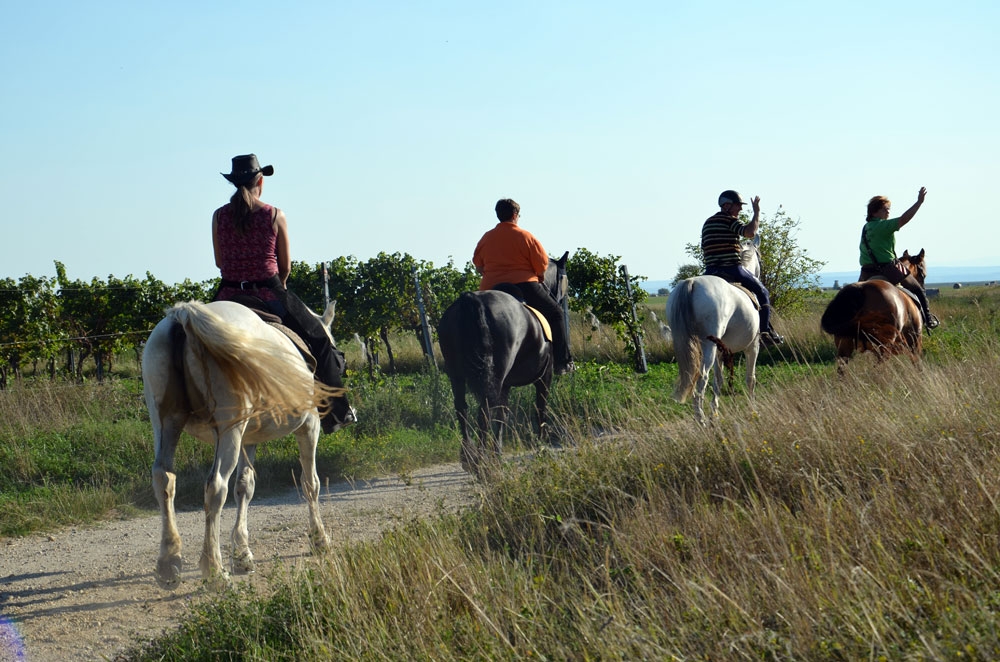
[202,570,232,591]
[155,555,183,590]
[232,550,256,574]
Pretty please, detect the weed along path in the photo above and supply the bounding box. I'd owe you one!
[0,462,475,662]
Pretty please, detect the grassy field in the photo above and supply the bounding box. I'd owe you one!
[5,286,1000,659]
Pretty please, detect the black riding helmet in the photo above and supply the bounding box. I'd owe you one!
[718,190,745,207]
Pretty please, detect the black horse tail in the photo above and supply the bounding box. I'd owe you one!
[821,284,865,336]
[457,293,499,404]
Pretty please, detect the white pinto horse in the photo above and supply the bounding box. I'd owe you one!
[142,300,342,589]
[666,238,762,424]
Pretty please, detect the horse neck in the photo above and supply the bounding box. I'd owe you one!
[741,246,760,279]
[544,264,565,302]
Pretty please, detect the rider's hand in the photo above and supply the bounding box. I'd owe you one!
[917,187,927,204]
[751,195,761,214]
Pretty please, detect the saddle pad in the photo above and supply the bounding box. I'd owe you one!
[524,304,553,341]
[729,284,761,310]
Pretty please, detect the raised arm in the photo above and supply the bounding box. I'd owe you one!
[742,195,761,238]
[897,187,927,229]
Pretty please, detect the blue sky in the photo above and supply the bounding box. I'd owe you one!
[2,1,997,286]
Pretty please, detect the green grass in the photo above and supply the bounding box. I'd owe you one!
[118,285,1000,661]
[8,286,1000,658]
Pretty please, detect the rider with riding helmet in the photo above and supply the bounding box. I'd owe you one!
[701,190,785,346]
[858,187,939,328]
[473,198,575,375]
[213,154,354,433]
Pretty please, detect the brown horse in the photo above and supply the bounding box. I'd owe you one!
[820,249,927,370]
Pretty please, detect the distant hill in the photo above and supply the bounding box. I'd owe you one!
[641,266,1000,294]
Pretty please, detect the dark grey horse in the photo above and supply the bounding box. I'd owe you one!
[438,252,569,475]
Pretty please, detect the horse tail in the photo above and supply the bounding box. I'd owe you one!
[666,279,702,403]
[821,284,866,337]
[456,293,498,403]
[167,300,327,424]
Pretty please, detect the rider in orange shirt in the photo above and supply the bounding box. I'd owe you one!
[473,199,574,375]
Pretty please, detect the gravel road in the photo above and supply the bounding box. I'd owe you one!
[0,463,475,661]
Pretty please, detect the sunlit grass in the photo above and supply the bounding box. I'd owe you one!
[121,286,1000,660]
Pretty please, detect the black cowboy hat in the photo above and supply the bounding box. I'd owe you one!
[221,154,274,186]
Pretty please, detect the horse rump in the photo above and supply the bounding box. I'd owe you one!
[440,293,498,403]
[820,284,866,337]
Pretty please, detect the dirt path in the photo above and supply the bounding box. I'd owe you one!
[0,463,475,661]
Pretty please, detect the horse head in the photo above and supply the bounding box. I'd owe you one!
[901,249,927,285]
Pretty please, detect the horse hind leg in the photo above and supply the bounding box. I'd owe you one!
[295,417,330,552]
[693,340,718,424]
[200,424,245,586]
[448,375,479,474]
[534,376,553,444]
[231,444,258,574]
[151,413,186,590]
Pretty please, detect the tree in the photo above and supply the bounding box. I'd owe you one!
[567,248,648,370]
[678,207,824,316]
[670,264,703,288]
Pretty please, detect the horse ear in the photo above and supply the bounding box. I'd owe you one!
[902,249,911,259]
[557,250,569,266]
[917,248,925,259]
[322,300,336,327]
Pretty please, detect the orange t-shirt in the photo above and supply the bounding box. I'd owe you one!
[473,222,549,291]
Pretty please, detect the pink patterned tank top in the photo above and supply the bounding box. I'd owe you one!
[215,202,280,302]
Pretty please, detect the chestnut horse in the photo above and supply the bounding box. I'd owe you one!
[820,249,927,370]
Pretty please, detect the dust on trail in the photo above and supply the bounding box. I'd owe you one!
[0,463,475,662]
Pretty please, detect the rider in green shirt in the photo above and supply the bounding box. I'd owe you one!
[858,187,938,328]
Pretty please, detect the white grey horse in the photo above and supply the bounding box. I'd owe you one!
[142,300,341,588]
[666,239,762,423]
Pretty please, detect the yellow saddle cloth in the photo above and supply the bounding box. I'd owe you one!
[524,304,552,341]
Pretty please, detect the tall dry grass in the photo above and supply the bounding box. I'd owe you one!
[125,287,1000,660]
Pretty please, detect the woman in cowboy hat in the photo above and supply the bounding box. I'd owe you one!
[213,154,354,433]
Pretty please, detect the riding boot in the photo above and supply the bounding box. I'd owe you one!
[276,288,355,434]
[517,281,574,374]
[313,346,355,434]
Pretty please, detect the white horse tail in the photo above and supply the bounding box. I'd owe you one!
[168,301,325,424]
[666,280,702,403]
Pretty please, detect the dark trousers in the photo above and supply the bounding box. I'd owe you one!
[705,265,774,333]
[515,281,572,367]
[274,289,352,425]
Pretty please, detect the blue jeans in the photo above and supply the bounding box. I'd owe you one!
[704,265,773,333]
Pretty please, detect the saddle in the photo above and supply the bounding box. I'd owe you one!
[228,294,317,373]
